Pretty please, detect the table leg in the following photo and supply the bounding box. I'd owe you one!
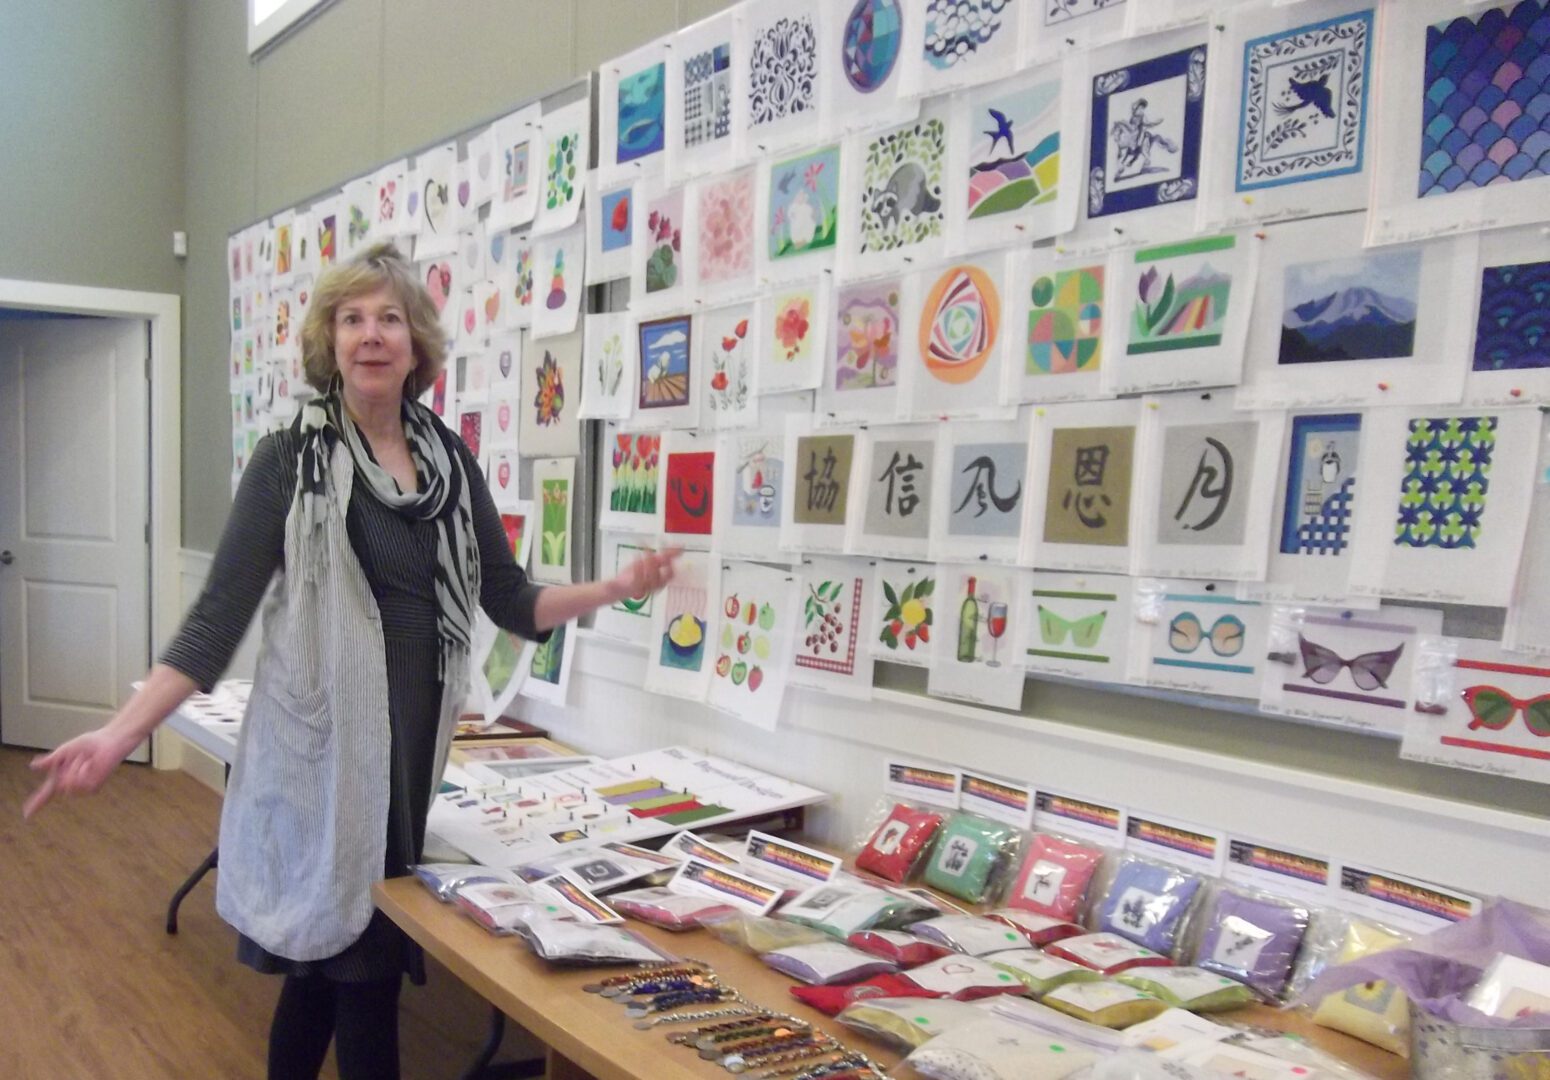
[456,1005,545,1080]
[165,846,219,935]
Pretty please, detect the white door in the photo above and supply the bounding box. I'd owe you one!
[0,317,150,760]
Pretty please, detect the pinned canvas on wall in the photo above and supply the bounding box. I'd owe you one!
[519,619,577,707]
[489,103,543,231]
[1022,0,1130,67]
[694,167,758,299]
[782,415,861,555]
[927,562,1030,710]
[1346,405,1541,607]
[634,311,700,430]
[1403,638,1550,785]
[1065,28,1211,256]
[600,426,664,535]
[632,179,696,313]
[1504,440,1550,657]
[666,8,737,184]
[587,173,635,285]
[1198,1,1378,231]
[759,280,830,396]
[946,59,1085,252]
[493,495,534,569]
[486,449,523,510]
[1100,231,1261,396]
[1002,248,1111,405]
[822,0,916,136]
[1235,216,1479,410]
[903,0,1026,96]
[735,0,827,161]
[474,615,533,724]
[594,534,659,645]
[579,312,635,421]
[411,144,458,259]
[533,98,590,235]
[519,330,582,459]
[1131,393,1283,582]
[817,273,907,424]
[1239,409,1376,609]
[839,97,951,280]
[869,560,937,667]
[900,251,1016,421]
[756,142,842,284]
[530,223,586,340]
[789,556,875,699]
[707,560,799,730]
[661,430,718,552]
[1367,0,1550,246]
[714,421,791,558]
[1128,581,1269,700]
[1260,605,1443,737]
[340,175,378,262]
[531,456,577,585]
[699,300,761,431]
[503,234,537,331]
[930,417,1029,565]
[599,37,670,187]
[1024,570,1132,684]
[849,424,938,561]
[644,550,722,701]
[1024,398,1142,574]
[1462,226,1550,406]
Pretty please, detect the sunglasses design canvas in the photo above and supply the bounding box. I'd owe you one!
[1168,613,1245,657]
[1298,635,1404,692]
[1038,606,1107,649]
[1461,685,1550,737]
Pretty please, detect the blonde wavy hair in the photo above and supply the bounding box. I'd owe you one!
[301,242,447,399]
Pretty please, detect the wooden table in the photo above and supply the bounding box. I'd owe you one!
[375,878,1407,1080]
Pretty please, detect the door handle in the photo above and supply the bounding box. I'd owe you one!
[0,551,12,565]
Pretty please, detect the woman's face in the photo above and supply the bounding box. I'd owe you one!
[333,284,416,405]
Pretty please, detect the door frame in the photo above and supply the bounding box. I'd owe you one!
[0,277,180,765]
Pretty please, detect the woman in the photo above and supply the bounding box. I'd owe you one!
[24,242,677,1079]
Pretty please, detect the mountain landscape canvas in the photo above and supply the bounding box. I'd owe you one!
[1279,250,1420,365]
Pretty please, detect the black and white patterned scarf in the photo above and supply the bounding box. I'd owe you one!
[296,385,480,676]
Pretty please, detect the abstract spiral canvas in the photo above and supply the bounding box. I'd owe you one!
[1237,9,1374,191]
[1419,2,1550,198]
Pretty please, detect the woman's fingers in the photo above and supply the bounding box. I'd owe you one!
[22,772,58,819]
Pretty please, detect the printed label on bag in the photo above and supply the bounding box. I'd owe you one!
[1033,787,1126,845]
[883,759,962,809]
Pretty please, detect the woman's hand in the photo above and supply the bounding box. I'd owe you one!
[23,727,143,819]
[607,547,682,606]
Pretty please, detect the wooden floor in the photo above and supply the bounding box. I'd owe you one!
[0,746,538,1079]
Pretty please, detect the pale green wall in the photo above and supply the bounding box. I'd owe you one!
[0,0,184,295]
[180,0,735,550]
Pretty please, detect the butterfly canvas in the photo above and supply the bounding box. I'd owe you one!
[869,560,936,667]
[1023,570,1132,683]
[1261,606,1442,736]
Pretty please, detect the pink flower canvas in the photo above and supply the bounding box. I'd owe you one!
[697,169,756,290]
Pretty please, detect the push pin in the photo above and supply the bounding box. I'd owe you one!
[1510,388,1523,398]
[1204,583,1217,592]
[1377,382,1390,392]
[1254,231,1267,240]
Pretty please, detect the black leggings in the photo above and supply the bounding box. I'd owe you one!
[267,972,402,1080]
